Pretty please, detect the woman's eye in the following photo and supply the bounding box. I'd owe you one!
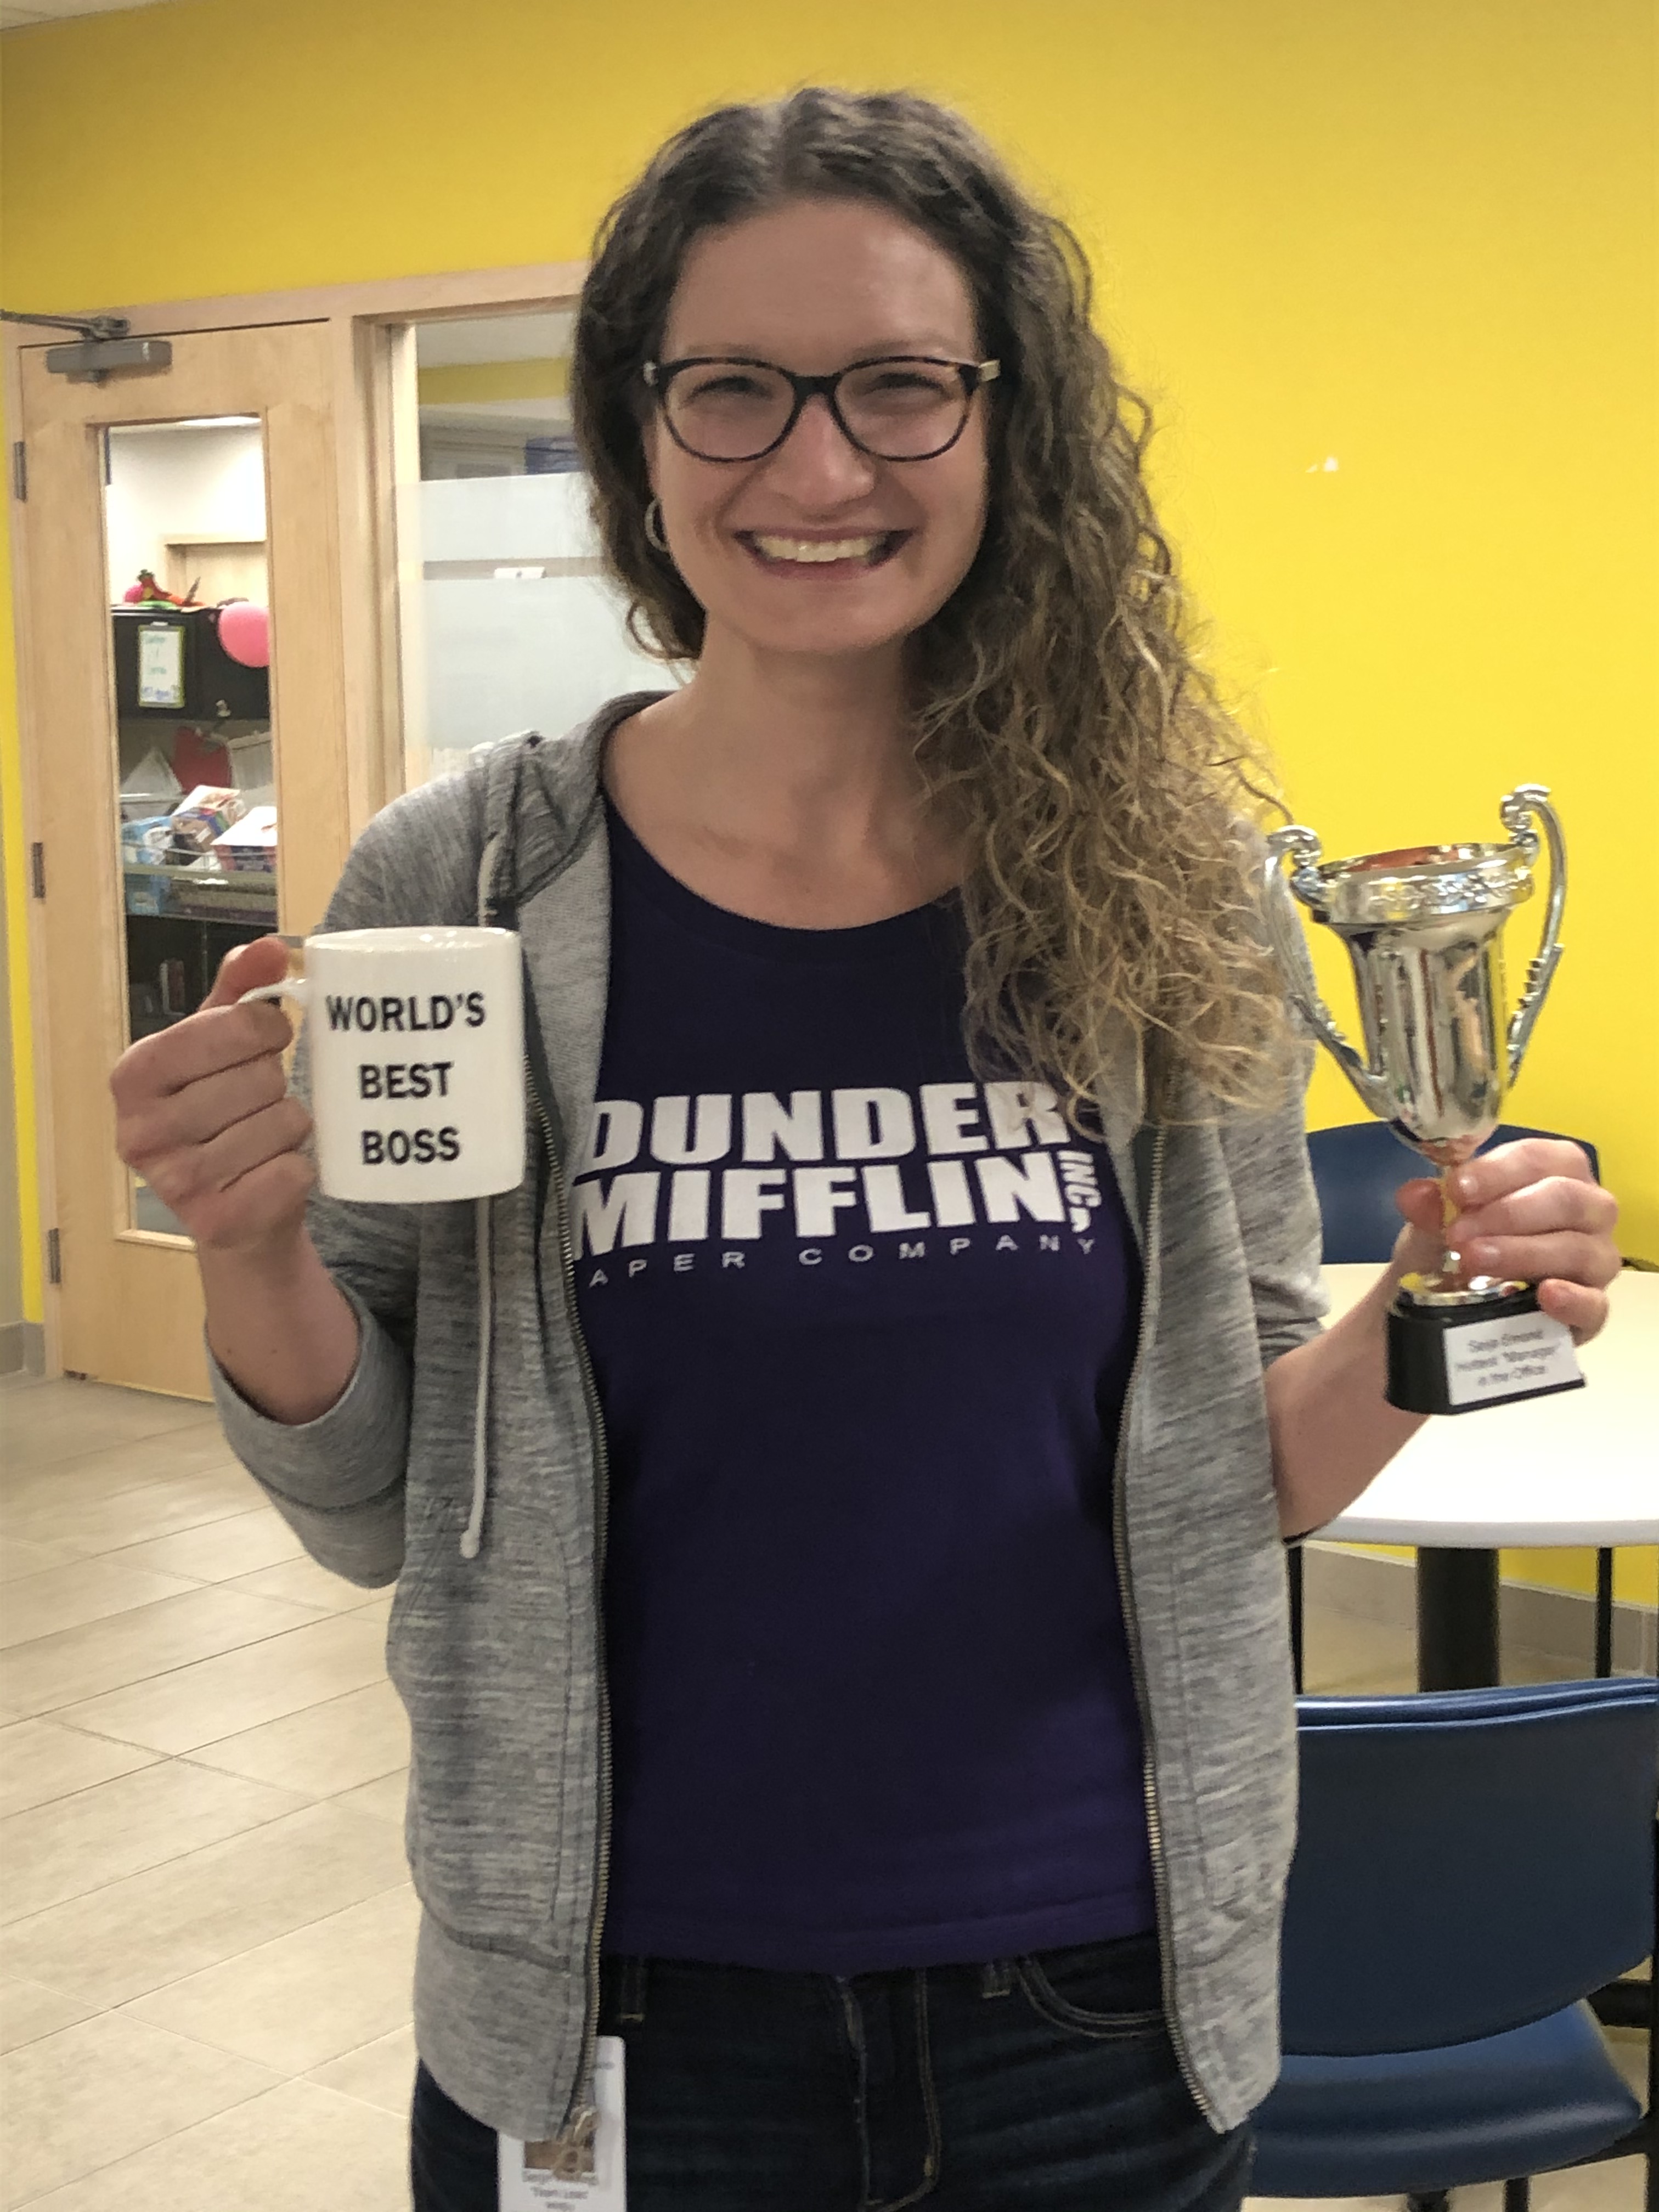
[686,373,770,401]
[848,367,956,407]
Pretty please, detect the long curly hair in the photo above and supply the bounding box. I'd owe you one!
[572,86,1290,1121]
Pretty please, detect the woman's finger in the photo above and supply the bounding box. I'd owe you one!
[1536,1277,1611,1346]
[1453,1229,1624,1293]
[201,932,291,1011]
[111,999,293,1110]
[1448,1137,1596,1209]
[120,1052,291,1170]
[1448,1174,1620,1248]
[146,1096,313,1215]
[198,1094,315,1195]
[183,1150,319,1255]
[1393,1176,1444,1229]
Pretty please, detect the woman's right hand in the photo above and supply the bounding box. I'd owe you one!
[111,935,317,1255]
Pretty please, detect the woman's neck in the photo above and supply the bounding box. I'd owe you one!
[606,626,962,927]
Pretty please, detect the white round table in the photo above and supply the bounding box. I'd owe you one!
[1314,1266,1658,1688]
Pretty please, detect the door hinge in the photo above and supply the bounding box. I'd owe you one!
[47,1228,61,1287]
[30,843,44,899]
[10,441,24,501]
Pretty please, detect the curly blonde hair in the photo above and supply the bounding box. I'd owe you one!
[572,87,1290,1122]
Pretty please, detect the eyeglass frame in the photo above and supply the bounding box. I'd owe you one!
[641,354,1002,464]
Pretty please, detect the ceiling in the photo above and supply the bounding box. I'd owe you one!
[1,0,179,30]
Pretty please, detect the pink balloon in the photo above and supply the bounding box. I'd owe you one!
[216,600,270,668]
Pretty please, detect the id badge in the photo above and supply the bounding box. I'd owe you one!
[499,2038,626,2209]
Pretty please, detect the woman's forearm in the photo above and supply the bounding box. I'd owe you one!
[200,1228,361,1426]
[1264,1266,1425,1536]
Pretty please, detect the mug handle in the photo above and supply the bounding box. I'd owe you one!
[1497,783,1566,1086]
[239,977,309,1008]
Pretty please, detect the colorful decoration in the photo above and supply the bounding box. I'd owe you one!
[122,568,196,608]
[215,600,270,668]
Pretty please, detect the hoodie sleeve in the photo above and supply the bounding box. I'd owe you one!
[1216,1039,1330,1371]
[208,776,489,1587]
[209,1272,411,1587]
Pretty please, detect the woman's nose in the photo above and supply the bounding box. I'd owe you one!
[763,393,879,503]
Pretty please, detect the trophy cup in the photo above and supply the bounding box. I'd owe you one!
[1264,785,1583,1415]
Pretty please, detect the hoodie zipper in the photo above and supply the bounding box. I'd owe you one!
[1108,1126,1217,2129]
[527,1056,613,2162]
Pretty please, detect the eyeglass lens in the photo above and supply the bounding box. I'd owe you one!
[664,360,973,461]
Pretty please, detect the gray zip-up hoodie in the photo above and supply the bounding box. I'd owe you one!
[211,698,1327,2149]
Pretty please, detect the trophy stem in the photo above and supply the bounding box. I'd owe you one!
[1403,1166,1464,1299]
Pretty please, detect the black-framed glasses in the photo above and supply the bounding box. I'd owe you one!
[642,354,1001,464]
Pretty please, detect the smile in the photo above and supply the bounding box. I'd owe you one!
[740,531,907,568]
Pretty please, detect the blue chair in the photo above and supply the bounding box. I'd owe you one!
[1252,1678,1658,2212]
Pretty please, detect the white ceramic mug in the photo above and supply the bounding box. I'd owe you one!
[241,926,525,1203]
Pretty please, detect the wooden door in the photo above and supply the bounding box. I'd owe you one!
[18,321,350,1397]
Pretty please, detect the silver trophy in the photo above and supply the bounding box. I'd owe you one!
[1264,785,1583,1413]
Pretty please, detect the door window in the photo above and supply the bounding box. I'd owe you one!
[106,416,278,1237]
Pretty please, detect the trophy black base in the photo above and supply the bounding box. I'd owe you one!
[1385,1281,1585,1415]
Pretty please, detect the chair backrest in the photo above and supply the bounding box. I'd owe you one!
[1281,1678,1659,2055]
[1306,1121,1602,1265]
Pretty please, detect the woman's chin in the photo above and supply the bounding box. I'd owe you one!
[711,605,923,668]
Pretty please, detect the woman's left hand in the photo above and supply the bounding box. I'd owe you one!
[1393,1136,1623,1346]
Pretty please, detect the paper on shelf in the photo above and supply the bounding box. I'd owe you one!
[211,804,278,873]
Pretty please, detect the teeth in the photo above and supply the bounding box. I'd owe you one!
[752,534,885,564]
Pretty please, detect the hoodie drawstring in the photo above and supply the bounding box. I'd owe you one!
[460,829,506,1561]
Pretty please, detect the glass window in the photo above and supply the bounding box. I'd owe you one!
[396,311,669,791]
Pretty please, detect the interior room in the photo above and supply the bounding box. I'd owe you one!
[1,2,1654,2209]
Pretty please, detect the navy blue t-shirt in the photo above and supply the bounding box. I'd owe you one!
[574,799,1155,1973]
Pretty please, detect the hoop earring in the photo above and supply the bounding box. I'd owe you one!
[644,497,670,553]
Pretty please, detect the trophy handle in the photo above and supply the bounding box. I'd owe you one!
[1498,783,1566,1085]
[1263,827,1393,1119]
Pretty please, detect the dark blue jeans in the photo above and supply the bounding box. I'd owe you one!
[410,1932,1254,2210]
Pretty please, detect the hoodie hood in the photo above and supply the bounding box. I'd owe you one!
[475,691,668,930]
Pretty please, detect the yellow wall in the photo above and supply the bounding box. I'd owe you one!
[3,0,1654,1601]
[1356,1542,1655,1610]
[417,362,569,405]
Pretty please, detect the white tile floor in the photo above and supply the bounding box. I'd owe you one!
[1,1376,410,2208]
[0,1370,1648,2209]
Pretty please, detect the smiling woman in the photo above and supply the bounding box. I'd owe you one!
[106,80,1626,2212]
[618,194,999,741]
[573,89,1292,1107]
